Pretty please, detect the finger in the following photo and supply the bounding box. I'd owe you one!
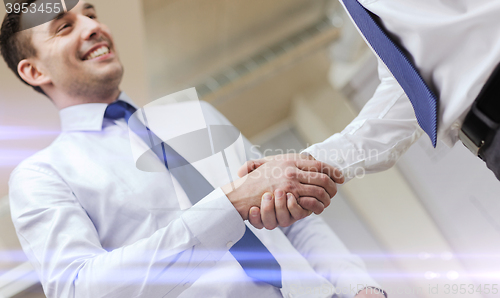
[296,184,329,213]
[298,152,316,161]
[237,159,267,177]
[274,189,292,227]
[261,192,278,230]
[297,170,338,198]
[298,196,325,215]
[287,193,312,220]
[294,159,345,184]
[248,206,264,229]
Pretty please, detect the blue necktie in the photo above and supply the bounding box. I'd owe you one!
[104,100,282,288]
[343,0,439,147]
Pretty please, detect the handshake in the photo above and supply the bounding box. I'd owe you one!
[222,153,344,230]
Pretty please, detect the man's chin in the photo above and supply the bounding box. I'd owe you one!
[90,64,124,84]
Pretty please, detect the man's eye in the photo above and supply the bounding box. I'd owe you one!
[57,23,71,32]
[87,14,97,19]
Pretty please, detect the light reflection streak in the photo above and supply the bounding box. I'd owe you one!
[0,125,60,140]
[1,259,500,285]
[0,125,61,166]
[3,249,500,285]
[4,249,500,262]
[1,268,500,285]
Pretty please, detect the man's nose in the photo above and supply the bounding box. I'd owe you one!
[79,15,102,41]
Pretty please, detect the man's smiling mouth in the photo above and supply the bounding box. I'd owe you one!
[83,45,110,60]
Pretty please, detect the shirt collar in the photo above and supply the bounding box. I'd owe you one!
[59,92,138,132]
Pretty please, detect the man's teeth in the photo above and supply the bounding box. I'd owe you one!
[86,46,110,60]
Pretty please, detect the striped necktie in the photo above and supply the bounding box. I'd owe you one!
[343,0,439,147]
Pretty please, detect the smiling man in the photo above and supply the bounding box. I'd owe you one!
[16,2,122,109]
[1,1,384,297]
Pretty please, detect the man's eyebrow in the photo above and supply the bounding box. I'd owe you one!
[54,11,67,21]
[83,3,95,10]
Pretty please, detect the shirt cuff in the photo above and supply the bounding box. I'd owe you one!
[180,187,246,259]
[301,134,354,179]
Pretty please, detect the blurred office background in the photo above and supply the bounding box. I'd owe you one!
[1,0,500,297]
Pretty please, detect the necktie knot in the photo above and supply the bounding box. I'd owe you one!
[104,100,137,123]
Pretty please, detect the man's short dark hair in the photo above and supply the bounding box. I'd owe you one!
[0,0,46,96]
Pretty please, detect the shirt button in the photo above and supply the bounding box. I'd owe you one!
[336,158,344,163]
[452,122,461,130]
[226,241,234,248]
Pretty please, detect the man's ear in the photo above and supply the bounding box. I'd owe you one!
[17,59,51,87]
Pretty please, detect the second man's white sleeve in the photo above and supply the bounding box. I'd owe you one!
[303,60,423,181]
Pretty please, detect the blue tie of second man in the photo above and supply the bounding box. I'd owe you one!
[343,0,439,147]
[104,100,282,288]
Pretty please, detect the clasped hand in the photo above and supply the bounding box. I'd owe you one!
[222,153,344,230]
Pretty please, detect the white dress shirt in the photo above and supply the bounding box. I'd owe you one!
[304,0,500,178]
[9,92,379,298]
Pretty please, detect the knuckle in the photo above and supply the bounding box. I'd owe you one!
[283,180,295,192]
[312,161,322,171]
[323,166,332,177]
[323,188,330,199]
[285,168,297,179]
[319,173,329,184]
[300,197,313,210]
[314,187,324,198]
[275,195,285,206]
